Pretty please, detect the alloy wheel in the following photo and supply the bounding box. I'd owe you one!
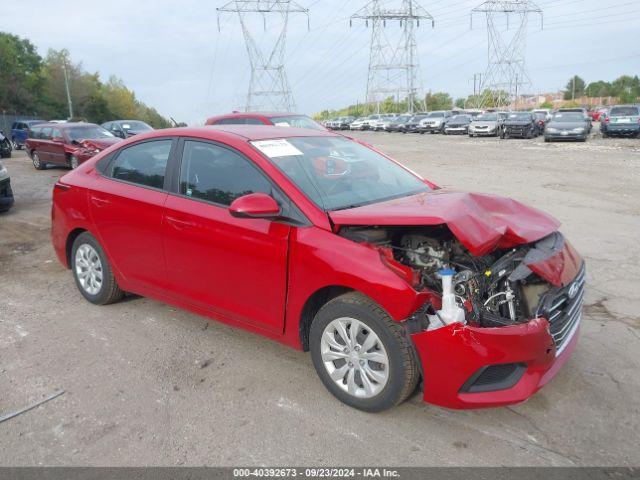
[32,152,41,169]
[320,317,389,398]
[75,244,103,295]
[70,155,79,169]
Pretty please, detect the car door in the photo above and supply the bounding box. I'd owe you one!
[162,139,290,334]
[49,127,67,165]
[89,138,175,294]
[37,127,54,162]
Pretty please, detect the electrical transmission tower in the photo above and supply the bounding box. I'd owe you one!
[471,1,542,109]
[351,1,434,114]
[217,1,309,112]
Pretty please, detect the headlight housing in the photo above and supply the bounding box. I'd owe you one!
[546,127,558,133]
[572,127,585,133]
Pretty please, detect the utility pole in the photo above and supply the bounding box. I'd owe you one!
[62,60,74,120]
[572,76,576,101]
[351,1,434,115]
[217,0,309,112]
[471,1,542,109]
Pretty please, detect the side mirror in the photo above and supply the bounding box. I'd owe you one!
[229,193,280,219]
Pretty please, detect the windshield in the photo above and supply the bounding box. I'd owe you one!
[427,112,445,118]
[395,115,412,122]
[269,115,324,130]
[120,121,152,131]
[66,126,115,141]
[251,136,429,211]
[475,113,497,121]
[507,113,531,121]
[551,113,584,123]
[450,115,470,123]
[610,106,640,117]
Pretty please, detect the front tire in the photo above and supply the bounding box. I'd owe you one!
[309,293,419,412]
[71,232,124,305]
[69,155,79,169]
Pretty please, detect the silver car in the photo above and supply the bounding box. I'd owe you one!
[469,112,505,137]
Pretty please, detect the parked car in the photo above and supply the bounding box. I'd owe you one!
[418,111,452,134]
[52,125,584,412]
[0,160,14,212]
[501,112,540,139]
[371,114,396,132]
[102,120,154,139]
[544,112,590,142]
[26,123,122,170]
[443,115,472,135]
[349,117,368,131]
[10,120,47,150]
[385,114,413,132]
[592,107,608,122]
[468,112,503,137]
[337,116,356,130]
[533,112,549,132]
[206,112,325,130]
[600,105,640,138]
[401,114,428,133]
[0,130,12,158]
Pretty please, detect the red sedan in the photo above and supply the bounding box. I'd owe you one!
[51,126,584,411]
[206,111,326,130]
[26,122,122,170]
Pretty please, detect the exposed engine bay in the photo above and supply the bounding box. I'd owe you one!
[339,225,561,329]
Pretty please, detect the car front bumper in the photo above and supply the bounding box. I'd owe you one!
[0,177,15,211]
[469,127,497,136]
[445,127,468,134]
[411,316,579,409]
[419,124,441,132]
[545,131,587,141]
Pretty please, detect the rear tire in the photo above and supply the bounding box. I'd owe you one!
[32,151,46,170]
[309,292,419,412]
[71,232,124,305]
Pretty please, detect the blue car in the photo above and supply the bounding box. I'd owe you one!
[11,120,47,150]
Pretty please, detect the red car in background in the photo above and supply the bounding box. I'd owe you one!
[51,125,584,412]
[26,123,122,170]
[206,111,326,130]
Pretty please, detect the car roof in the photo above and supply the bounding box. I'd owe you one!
[132,125,338,142]
[35,122,100,129]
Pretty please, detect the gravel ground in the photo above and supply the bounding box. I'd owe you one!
[0,128,639,466]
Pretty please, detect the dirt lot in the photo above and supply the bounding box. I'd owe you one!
[1,130,639,466]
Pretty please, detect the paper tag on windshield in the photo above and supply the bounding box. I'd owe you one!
[251,139,302,158]
[273,122,291,127]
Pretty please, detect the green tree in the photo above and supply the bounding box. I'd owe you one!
[539,101,554,109]
[425,92,452,111]
[610,75,640,103]
[564,75,586,100]
[585,80,611,98]
[455,97,466,109]
[0,32,43,114]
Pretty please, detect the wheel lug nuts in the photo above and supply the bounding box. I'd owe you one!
[343,348,349,353]
[348,362,353,367]
[354,346,360,352]
[359,360,365,366]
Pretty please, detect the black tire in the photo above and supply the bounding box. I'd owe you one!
[309,292,420,412]
[32,151,46,170]
[71,232,124,305]
[69,155,79,169]
[12,139,22,150]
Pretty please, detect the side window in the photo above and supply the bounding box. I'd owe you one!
[179,140,273,206]
[108,139,172,189]
[41,127,53,140]
[244,118,263,125]
[51,128,63,140]
[103,122,112,131]
[215,118,245,125]
[30,127,40,139]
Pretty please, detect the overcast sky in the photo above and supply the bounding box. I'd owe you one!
[4,0,639,124]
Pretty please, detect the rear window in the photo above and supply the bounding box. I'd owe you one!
[610,106,640,117]
[270,115,324,130]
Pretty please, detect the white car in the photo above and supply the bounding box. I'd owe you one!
[418,111,452,134]
[349,118,368,131]
[0,160,15,212]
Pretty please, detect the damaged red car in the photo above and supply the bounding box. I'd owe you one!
[26,122,122,170]
[51,126,584,412]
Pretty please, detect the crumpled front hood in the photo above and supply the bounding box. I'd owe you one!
[78,138,122,150]
[329,189,561,256]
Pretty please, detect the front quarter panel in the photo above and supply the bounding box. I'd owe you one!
[284,226,428,345]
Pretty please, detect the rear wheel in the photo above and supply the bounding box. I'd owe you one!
[71,232,124,305]
[12,139,22,150]
[32,151,46,170]
[309,292,419,412]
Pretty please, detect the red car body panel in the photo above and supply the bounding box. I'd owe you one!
[329,189,561,257]
[205,112,326,130]
[51,126,583,409]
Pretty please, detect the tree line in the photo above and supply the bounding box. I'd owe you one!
[0,32,179,127]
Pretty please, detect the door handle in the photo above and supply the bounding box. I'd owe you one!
[165,216,197,230]
[90,196,111,207]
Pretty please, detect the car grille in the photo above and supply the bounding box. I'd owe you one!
[506,125,529,135]
[543,263,586,356]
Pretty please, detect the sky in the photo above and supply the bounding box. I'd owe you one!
[3,0,640,125]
